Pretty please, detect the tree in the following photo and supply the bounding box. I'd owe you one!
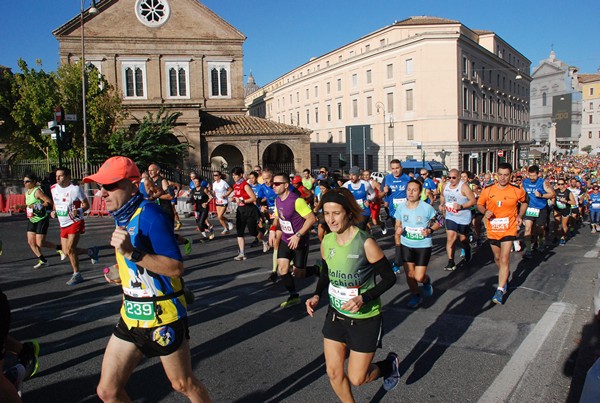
[107,109,191,169]
[582,145,593,155]
[56,61,125,161]
[7,59,59,160]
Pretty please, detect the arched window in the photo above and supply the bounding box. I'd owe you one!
[208,61,231,98]
[122,61,146,98]
[542,92,547,106]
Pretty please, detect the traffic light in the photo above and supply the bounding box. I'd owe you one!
[61,130,73,151]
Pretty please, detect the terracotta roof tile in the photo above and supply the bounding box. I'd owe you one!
[394,16,460,26]
[201,112,311,136]
[578,73,600,84]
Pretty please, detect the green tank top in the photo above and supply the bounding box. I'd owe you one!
[25,186,48,222]
[302,178,314,190]
[322,228,381,319]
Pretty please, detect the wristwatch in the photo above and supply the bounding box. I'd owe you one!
[129,249,145,263]
[295,232,303,238]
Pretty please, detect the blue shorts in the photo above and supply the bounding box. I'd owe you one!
[445,219,470,235]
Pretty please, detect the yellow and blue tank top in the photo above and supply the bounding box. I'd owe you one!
[116,201,186,329]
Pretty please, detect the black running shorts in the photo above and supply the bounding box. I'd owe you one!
[322,307,383,353]
[26,215,50,235]
[278,239,309,269]
[400,244,432,267]
[113,317,189,358]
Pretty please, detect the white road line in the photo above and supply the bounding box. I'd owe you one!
[478,302,575,403]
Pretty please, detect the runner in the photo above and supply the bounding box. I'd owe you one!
[268,173,318,307]
[380,159,411,272]
[521,165,555,258]
[394,180,442,308]
[477,163,528,305]
[260,169,281,282]
[230,167,259,261]
[211,171,234,235]
[83,156,212,403]
[50,167,97,285]
[568,177,583,236]
[552,179,576,245]
[342,166,375,231]
[589,184,600,233]
[247,171,270,252]
[23,173,64,269]
[439,169,476,271]
[362,169,387,234]
[305,187,399,400]
[419,168,437,204]
[187,177,214,239]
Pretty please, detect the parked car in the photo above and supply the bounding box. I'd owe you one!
[370,171,386,183]
[402,159,449,182]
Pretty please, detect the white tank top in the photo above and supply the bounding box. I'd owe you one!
[443,181,471,225]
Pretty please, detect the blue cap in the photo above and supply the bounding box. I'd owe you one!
[317,174,326,180]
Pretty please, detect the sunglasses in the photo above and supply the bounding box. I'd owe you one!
[557,183,565,185]
[448,176,457,179]
[213,174,220,177]
[23,179,32,183]
[97,182,120,191]
[272,182,286,186]
[319,171,326,174]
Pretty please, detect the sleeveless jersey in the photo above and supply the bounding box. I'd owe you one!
[522,178,548,210]
[25,186,48,223]
[568,187,581,207]
[554,188,572,211]
[343,179,371,216]
[381,173,410,215]
[443,181,471,225]
[275,191,312,245]
[233,179,251,206]
[322,229,381,319]
[117,201,186,329]
[302,177,314,190]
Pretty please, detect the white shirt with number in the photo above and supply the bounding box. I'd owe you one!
[50,183,86,228]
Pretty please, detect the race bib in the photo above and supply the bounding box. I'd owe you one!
[592,203,600,209]
[26,207,34,218]
[393,198,407,209]
[445,202,458,214]
[279,219,294,234]
[124,300,155,321]
[405,226,425,240]
[328,283,359,314]
[356,198,365,208]
[525,207,540,217]
[490,217,509,232]
[556,201,566,209]
[56,205,69,217]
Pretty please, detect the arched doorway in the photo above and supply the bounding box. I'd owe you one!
[210,144,244,171]
[262,142,295,173]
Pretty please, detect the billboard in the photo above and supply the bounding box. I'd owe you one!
[552,93,572,138]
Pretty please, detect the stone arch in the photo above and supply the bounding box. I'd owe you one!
[210,144,244,171]
[262,142,295,172]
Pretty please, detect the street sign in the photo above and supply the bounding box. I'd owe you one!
[520,151,528,159]
[470,152,478,158]
[65,114,77,122]
[498,150,504,157]
[41,128,54,135]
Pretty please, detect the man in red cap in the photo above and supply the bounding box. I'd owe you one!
[82,156,211,402]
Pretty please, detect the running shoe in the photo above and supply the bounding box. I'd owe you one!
[392,264,401,274]
[33,260,48,269]
[4,363,25,397]
[66,272,84,286]
[459,249,465,258]
[88,246,99,264]
[407,294,423,309]
[421,278,433,298]
[591,227,597,234]
[280,295,300,308]
[513,240,522,252]
[201,231,208,239]
[227,221,234,231]
[443,260,456,271]
[58,249,67,261]
[382,352,400,391]
[523,250,533,259]
[381,222,388,235]
[19,340,40,379]
[174,221,182,231]
[491,288,504,305]
[268,271,278,283]
[559,238,566,246]
[234,253,247,261]
[463,247,472,263]
[184,237,193,255]
[221,229,230,235]
[263,241,270,253]
[208,229,215,240]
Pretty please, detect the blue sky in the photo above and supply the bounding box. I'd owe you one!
[2,0,598,87]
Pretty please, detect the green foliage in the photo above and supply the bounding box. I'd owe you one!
[107,109,191,169]
[7,59,59,159]
[582,145,593,155]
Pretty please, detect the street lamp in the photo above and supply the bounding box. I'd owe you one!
[375,101,386,168]
[81,0,98,183]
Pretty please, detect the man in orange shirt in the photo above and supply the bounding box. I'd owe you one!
[477,163,528,305]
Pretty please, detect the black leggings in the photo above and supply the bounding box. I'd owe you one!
[194,208,209,231]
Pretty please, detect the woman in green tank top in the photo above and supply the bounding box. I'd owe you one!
[24,174,62,269]
[305,188,400,399]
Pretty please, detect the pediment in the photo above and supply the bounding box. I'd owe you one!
[54,0,245,43]
[531,62,564,78]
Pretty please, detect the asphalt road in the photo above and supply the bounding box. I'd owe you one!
[2,211,599,402]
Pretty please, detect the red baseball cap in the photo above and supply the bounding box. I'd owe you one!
[82,156,141,185]
[292,175,302,185]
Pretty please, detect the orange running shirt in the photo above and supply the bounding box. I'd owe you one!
[477,184,526,240]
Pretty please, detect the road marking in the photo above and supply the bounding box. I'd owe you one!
[584,238,600,258]
[478,302,575,402]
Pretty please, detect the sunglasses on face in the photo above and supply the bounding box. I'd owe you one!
[23,179,32,183]
[449,176,457,179]
[272,182,286,186]
[558,183,565,185]
[97,182,120,191]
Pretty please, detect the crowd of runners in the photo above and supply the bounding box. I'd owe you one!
[2,154,600,402]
